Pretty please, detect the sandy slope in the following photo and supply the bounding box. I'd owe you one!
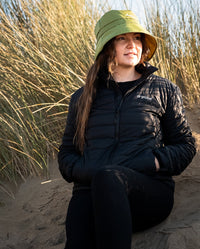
[0,106,200,249]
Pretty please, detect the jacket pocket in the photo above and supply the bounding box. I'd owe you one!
[127,149,157,175]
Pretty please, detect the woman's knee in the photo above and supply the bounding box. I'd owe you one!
[91,166,129,192]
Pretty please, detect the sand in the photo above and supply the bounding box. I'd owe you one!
[0,106,200,249]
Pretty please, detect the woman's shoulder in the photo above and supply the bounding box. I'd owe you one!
[150,74,180,93]
[71,87,84,102]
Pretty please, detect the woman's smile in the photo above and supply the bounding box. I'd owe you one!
[124,51,137,56]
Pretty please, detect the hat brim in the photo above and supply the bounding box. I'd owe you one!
[95,23,157,61]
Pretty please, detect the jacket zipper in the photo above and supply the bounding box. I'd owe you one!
[115,97,124,142]
[114,78,147,141]
[111,76,151,163]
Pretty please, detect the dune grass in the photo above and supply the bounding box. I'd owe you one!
[0,0,199,184]
[144,0,200,104]
[0,0,98,183]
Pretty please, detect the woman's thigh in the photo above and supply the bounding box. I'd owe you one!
[92,166,174,233]
[65,190,95,249]
[125,170,174,232]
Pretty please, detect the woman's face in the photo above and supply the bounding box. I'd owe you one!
[114,32,143,68]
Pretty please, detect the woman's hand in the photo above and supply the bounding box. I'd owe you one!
[155,157,160,171]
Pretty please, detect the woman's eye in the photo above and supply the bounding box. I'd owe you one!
[116,36,125,41]
[134,35,141,40]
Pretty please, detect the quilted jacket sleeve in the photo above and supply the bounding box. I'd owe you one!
[57,91,81,183]
[153,83,196,176]
[58,89,97,184]
[58,88,92,183]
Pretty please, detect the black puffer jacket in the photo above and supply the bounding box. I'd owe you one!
[58,64,196,189]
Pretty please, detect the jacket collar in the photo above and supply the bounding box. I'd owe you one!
[97,63,158,90]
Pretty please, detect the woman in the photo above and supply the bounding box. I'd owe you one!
[58,10,196,249]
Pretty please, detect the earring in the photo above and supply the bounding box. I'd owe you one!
[114,58,118,67]
[111,59,118,70]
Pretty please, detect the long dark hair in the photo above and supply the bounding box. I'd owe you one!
[74,33,150,153]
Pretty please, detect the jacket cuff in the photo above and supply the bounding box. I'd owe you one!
[130,150,157,175]
[153,147,172,175]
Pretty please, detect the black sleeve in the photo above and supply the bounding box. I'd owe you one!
[153,84,196,175]
[57,89,83,182]
[58,88,97,184]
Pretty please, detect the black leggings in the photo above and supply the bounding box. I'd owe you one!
[65,167,174,249]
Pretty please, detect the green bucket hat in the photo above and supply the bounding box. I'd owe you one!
[94,10,157,61]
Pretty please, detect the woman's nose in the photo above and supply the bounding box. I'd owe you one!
[127,39,135,48]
